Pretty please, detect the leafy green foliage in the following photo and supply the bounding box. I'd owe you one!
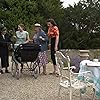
[0,0,100,49]
[0,0,63,35]
[61,0,100,49]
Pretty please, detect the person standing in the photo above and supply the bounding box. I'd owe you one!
[47,18,59,75]
[33,23,48,75]
[0,26,12,74]
[14,23,30,70]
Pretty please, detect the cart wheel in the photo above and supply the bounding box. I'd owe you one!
[11,62,21,79]
[32,67,39,79]
[16,66,21,79]
[11,61,17,77]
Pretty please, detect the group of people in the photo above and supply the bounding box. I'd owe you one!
[0,18,60,76]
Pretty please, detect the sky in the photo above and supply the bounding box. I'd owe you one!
[60,0,80,8]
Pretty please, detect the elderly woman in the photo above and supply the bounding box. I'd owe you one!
[0,26,12,74]
[33,23,48,75]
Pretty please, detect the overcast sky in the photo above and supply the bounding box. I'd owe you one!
[61,0,80,7]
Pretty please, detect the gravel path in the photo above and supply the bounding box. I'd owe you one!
[0,57,94,100]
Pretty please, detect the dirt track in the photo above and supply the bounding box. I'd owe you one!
[0,57,95,100]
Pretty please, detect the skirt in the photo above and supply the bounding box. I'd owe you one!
[38,51,48,66]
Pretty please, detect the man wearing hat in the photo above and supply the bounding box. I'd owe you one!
[0,26,11,74]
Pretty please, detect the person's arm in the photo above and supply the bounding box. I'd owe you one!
[54,26,59,51]
[55,35,59,51]
[26,34,30,43]
[47,26,59,50]
[24,32,30,43]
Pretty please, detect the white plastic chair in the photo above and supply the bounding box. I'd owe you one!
[56,51,95,100]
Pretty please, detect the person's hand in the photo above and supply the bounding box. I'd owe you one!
[29,39,33,43]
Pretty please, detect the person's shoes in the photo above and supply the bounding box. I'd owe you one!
[0,70,4,74]
[49,71,59,77]
[55,73,59,77]
[5,69,10,73]
[49,71,55,75]
[40,72,47,75]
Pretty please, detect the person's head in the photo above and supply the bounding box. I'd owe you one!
[0,26,7,35]
[79,50,90,60]
[34,23,41,32]
[18,23,25,32]
[47,18,57,28]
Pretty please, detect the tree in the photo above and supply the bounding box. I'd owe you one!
[0,0,64,33]
[61,0,100,49]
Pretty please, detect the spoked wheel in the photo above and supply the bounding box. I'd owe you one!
[15,66,21,79]
[32,63,39,79]
[33,68,38,79]
[11,61,17,77]
[11,61,21,79]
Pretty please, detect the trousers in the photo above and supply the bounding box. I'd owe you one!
[51,37,56,65]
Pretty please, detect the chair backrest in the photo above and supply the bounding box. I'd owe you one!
[56,51,71,84]
[56,51,71,69]
[56,51,82,86]
[56,51,68,69]
[56,51,94,91]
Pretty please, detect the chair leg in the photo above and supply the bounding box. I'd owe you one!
[80,92,82,100]
[58,85,61,96]
[92,88,95,100]
[69,88,72,100]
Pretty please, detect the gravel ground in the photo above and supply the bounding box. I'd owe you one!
[0,57,94,100]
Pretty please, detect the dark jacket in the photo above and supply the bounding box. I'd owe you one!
[0,33,11,57]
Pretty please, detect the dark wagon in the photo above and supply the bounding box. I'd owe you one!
[11,43,41,79]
